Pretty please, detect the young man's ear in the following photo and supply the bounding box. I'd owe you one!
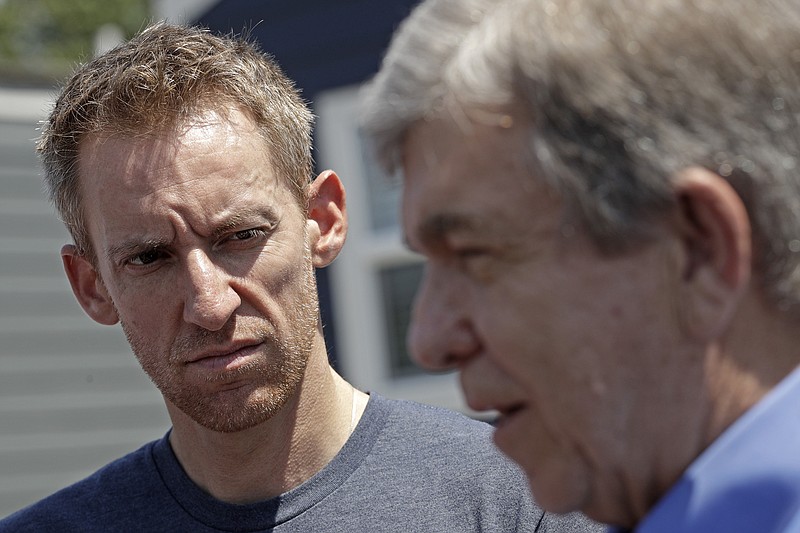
[672,166,752,340]
[61,244,119,325]
[306,170,348,267]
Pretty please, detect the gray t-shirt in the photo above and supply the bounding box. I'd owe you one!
[1,394,603,532]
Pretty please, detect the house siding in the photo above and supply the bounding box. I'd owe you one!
[0,90,170,517]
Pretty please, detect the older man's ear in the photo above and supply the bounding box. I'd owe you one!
[670,166,752,341]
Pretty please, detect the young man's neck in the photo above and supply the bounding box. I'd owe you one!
[166,350,368,504]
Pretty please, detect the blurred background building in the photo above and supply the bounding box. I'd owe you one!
[0,0,468,517]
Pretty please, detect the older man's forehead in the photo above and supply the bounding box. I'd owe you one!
[402,123,561,248]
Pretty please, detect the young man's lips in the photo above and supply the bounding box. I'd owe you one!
[187,343,262,371]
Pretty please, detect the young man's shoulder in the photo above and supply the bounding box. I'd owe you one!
[348,394,605,533]
[379,394,495,434]
[371,395,527,492]
[369,394,506,469]
[0,440,161,532]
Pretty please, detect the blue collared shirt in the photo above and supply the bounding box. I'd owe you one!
[610,365,800,533]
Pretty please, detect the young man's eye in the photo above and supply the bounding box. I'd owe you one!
[231,228,265,241]
[129,249,163,266]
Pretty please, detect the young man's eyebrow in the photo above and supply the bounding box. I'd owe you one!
[106,238,168,263]
[104,208,282,263]
[210,207,280,239]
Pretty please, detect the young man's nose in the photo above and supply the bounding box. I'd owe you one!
[182,249,241,330]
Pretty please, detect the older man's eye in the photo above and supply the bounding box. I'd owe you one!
[455,247,490,261]
[457,247,486,257]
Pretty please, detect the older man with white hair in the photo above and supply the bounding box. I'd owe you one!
[362,0,800,531]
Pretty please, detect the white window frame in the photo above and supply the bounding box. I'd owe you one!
[315,85,469,413]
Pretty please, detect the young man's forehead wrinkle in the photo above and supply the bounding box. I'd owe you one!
[82,132,177,175]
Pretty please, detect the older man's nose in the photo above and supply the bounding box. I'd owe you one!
[407,267,480,371]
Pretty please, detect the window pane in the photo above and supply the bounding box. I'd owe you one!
[379,262,424,377]
[358,132,401,231]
